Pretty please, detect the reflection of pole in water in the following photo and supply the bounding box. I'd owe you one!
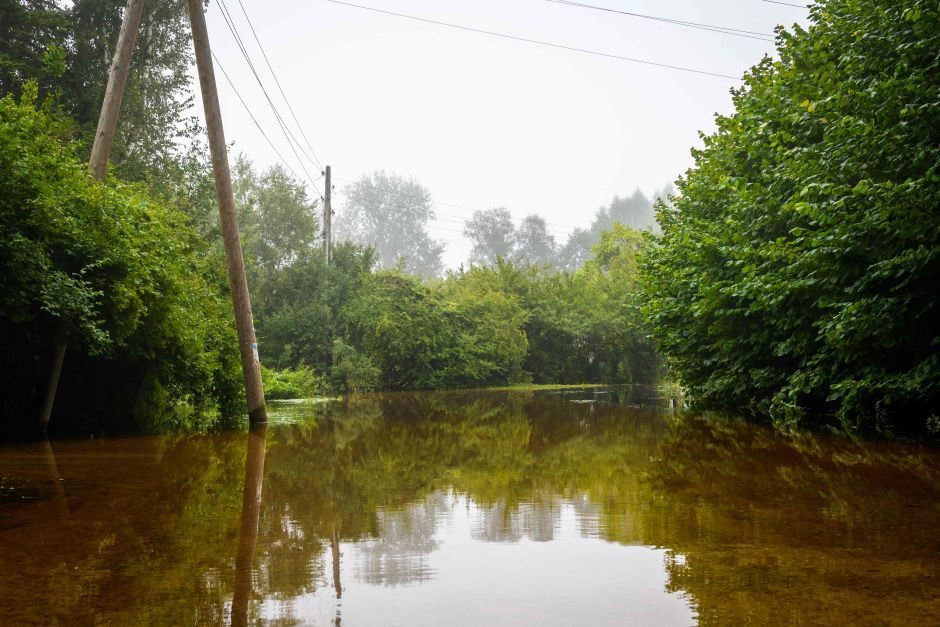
[331,525,342,598]
[38,438,70,522]
[332,525,342,625]
[232,424,267,627]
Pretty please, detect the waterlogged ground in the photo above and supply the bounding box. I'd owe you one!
[1,388,939,626]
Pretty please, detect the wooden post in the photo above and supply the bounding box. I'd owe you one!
[38,0,145,431]
[186,0,267,424]
[323,165,332,263]
[89,0,146,181]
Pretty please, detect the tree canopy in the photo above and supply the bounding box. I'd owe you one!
[642,0,940,435]
[335,171,444,277]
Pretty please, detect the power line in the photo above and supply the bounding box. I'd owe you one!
[332,176,580,231]
[217,0,321,179]
[332,189,576,237]
[545,0,774,42]
[213,52,307,186]
[325,0,743,80]
[216,0,322,196]
[234,0,325,171]
[761,0,808,7]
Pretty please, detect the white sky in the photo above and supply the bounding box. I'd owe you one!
[198,0,811,268]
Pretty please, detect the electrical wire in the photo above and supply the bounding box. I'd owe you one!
[332,176,580,231]
[235,0,325,170]
[544,0,774,41]
[332,189,576,237]
[216,0,323,196]
[213,52,307,186]
[761,0,808,7]
[324,0,743,80]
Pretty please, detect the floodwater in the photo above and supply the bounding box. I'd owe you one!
[1,389,939,626]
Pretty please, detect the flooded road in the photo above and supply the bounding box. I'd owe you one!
[1,388,939,625]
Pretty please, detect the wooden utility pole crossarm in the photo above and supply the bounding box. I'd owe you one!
[186,0,267,424]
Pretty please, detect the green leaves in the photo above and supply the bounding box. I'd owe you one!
[0,91,242,429]
[641,0,940,435]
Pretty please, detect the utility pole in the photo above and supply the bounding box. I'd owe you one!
[89,0,146,181]
[323,165,332,263]
[38,0,146,432]
[186,0,267,424]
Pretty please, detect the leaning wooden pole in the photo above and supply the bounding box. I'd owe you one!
[38,0,146,432]
[186,0,267,424]
[89,0,146,181]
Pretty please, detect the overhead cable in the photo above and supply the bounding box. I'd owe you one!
[217,0,322,195]
[761,0,808,7]
[325,0,742,80]
[235,0,325,170]
[545,0,774,41]
[213,52,307,186]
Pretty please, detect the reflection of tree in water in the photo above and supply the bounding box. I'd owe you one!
[353,491,449,586]
[472,494,561,543]
[3,389,940,626]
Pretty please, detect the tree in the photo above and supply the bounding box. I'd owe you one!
[557,227,594,273]
[0,88,241,435]
[232,156,320,278]
[336,171,444,276]
[464,207,515,266]
[0,0,68,98]
[514,214,557,267]
[555,190,661,273]
[641,0,940,434]
[60,0,200,187]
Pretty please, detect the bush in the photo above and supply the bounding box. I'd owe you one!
[642,0,940,434]
[261,364,324,400]
[0,85,242,434]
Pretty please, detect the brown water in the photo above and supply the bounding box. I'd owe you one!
[1,388,939,626]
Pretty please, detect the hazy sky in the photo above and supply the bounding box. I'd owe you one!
[199,0,811,268]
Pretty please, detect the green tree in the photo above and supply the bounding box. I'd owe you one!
[0,0,68,98]
[463,207,515,266]
[336,171,444,276]
[513,214,557,267]
[0,87,241,435]
[63,0,200,185]
[642,0,940,434]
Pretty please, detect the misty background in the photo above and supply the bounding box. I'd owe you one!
[199,0,811,270]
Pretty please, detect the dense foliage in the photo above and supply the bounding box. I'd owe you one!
[643,0,939,434]
[230,158,660,394]
[0,88,242,436]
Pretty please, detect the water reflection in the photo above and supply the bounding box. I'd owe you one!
[0,389,938,625]
[232,424,266,627]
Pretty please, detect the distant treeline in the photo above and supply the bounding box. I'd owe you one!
[333,169,667,275]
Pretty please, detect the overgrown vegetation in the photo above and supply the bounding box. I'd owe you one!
[642,0,939,435]
[3,0,935,438]
[0,87,242,435]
